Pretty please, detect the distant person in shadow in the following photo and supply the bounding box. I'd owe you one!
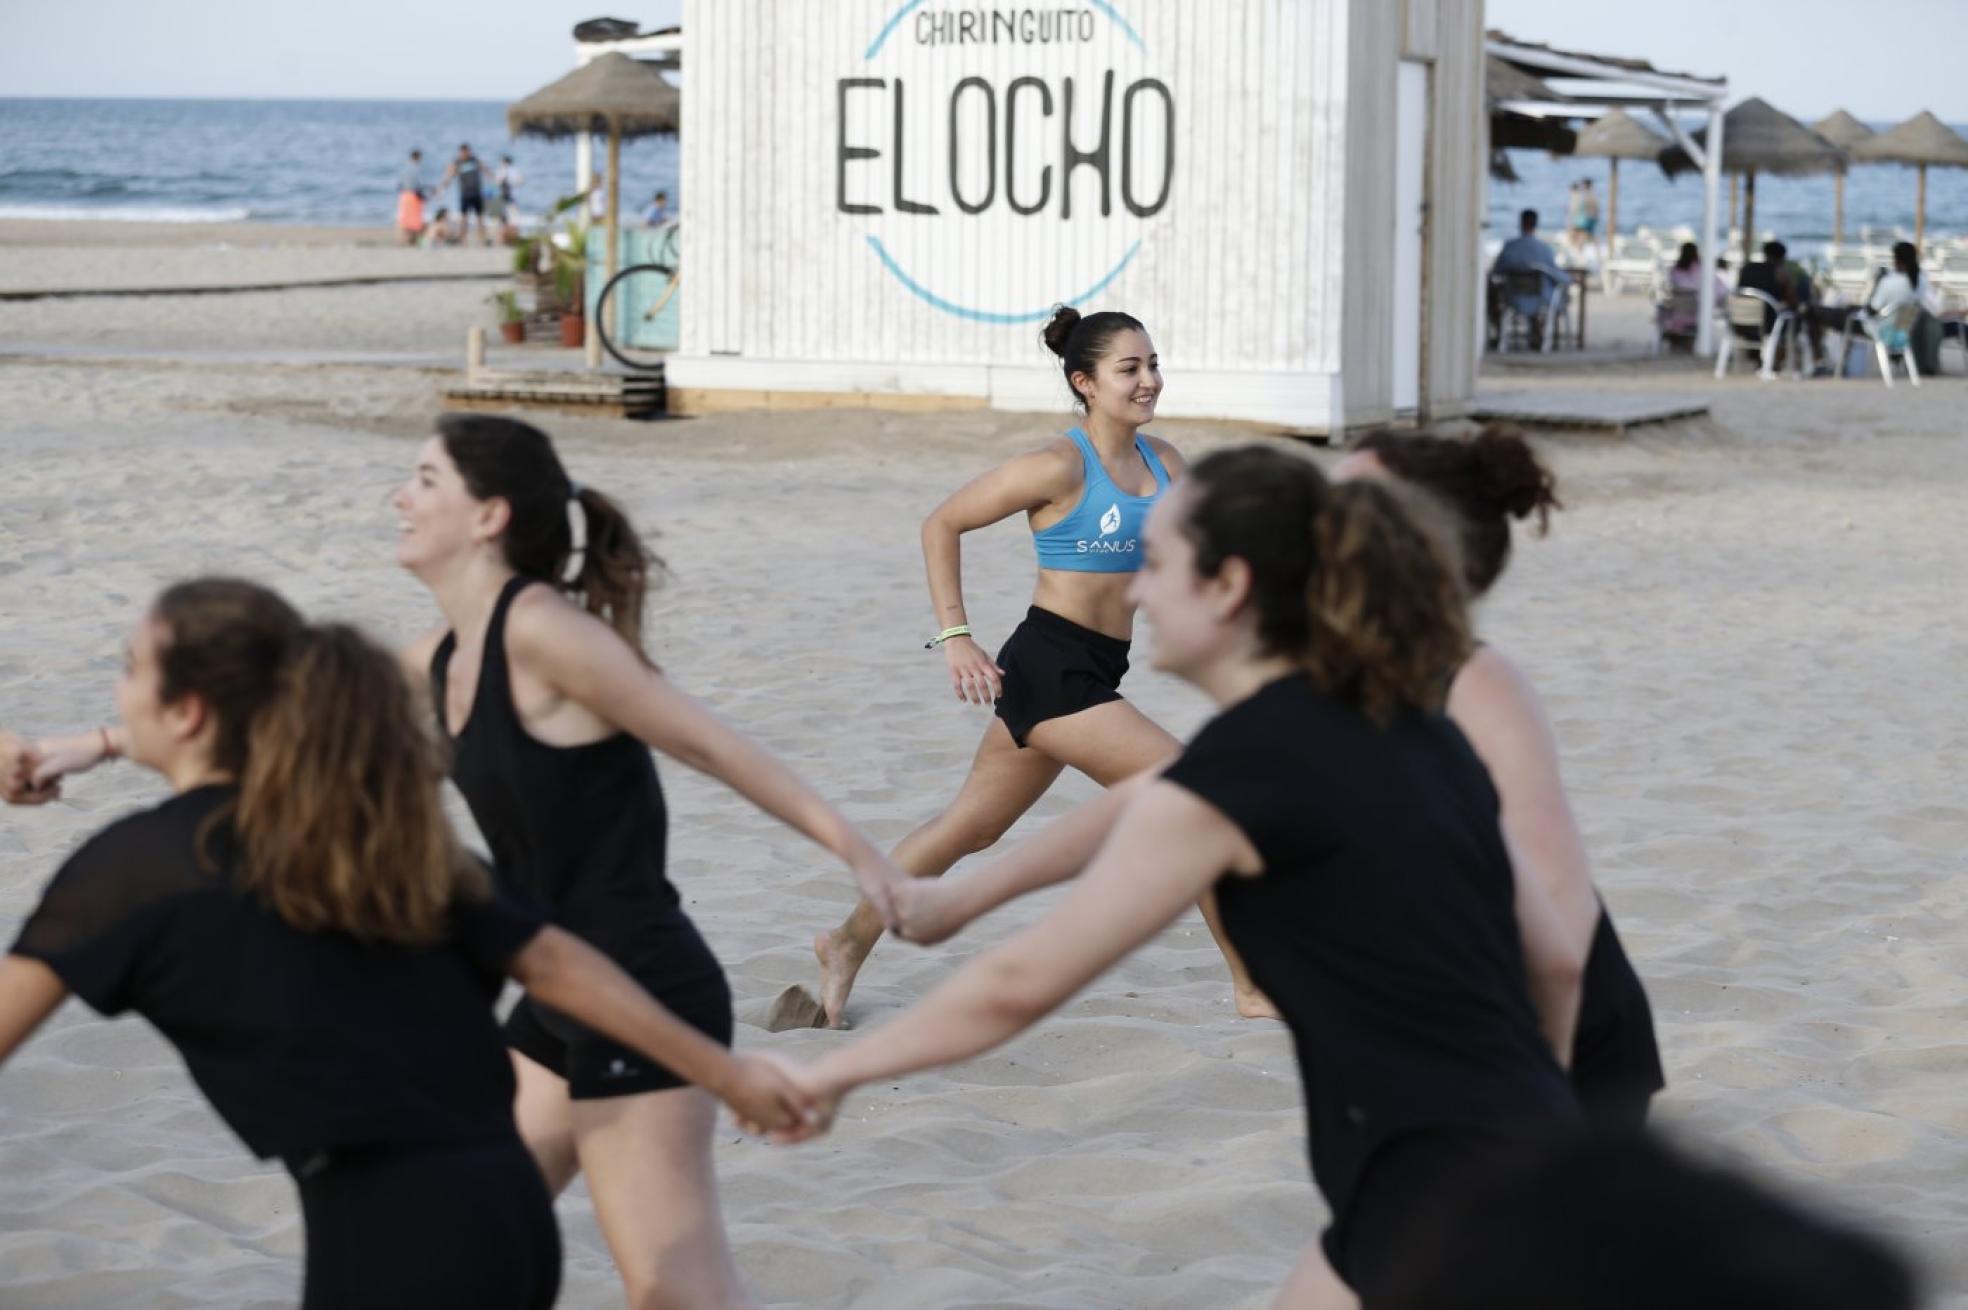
[1868,241,1945,375]
[1492,208,1570,348]
[1738,240,1830,374]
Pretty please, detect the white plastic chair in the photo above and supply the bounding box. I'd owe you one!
[1715,289,1792,380]
[1652,286,1701,353]
[1603,236,1663,296]
[1492,270,1570,354]
[1844,301,1923,387]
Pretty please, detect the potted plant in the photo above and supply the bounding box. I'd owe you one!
[554,218,590,348]
[512,192,587,317]
[487,289,525,344]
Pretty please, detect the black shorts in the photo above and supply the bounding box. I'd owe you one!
[1324,1127,1523,1297]
[993,606,1131,747]
[1571,909,1665,1133]
[506,910,733,1100]
[460,192,484,216]
[294,1137,559,1309]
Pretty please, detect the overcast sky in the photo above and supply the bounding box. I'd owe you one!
[0,0,1961,122]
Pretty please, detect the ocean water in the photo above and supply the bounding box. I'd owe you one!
[0,97,1958,256]
[1492,135,1968,254]
[0,98,679,227]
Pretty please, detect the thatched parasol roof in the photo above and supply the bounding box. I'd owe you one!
[1661,97,1844,177]
[1573,109,1669,161]
[1854,111,1968,168]
[507,52,680,140]
[1486,55,1565,106]
[1812,110,1875,151]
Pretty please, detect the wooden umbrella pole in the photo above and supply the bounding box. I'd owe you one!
[1608,158,1619,245]
[1834,172,1845,248]
[1743,171,1757,263]
[1916,163,1927,250]
[1730,174,1739,238]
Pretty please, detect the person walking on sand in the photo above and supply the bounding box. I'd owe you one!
[395,148,428,246]
[802,305,1270,1031]
[1336,426,1665,1132]
[2,579,810,1309]
[759,447,1583,1309]
[392,414,902,1308]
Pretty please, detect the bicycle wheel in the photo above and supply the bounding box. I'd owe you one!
[595,260,680,371]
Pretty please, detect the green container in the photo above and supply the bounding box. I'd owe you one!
[587,223,680,352]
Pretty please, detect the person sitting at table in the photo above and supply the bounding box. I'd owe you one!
[1868,241,1945,376]
[1659,242,1728,348]
[1492,209,1570,348]
[1739,241,1830,374]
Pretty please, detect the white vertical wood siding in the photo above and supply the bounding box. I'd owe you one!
[676,0,1480,429]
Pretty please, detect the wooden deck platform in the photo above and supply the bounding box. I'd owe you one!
[442,365,665,420]
[1470,389,1710,434]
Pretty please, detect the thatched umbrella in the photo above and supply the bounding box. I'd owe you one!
[1663,98,1845,261]
[1487,55,1578,160]
[508,52,682,366]
[1854,111,1968,248]
[1572,109,1669,242]
[1812,110,1874,247]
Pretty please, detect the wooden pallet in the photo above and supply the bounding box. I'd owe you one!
[442,365,665,420]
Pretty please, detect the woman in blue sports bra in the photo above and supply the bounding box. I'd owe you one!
[808,305,1269,1028]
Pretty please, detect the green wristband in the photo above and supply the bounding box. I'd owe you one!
[925,624,972,649]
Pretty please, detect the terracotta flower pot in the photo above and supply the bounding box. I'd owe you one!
[559,314,586,348]
[499,321,525,345]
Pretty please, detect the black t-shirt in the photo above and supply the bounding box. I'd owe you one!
[456,155,483,200]
[9,786,543,1161]
[1161,675,1578,1219]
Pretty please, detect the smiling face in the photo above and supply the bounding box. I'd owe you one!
[1072,328,1162,427]
[1129,484,1249,684]
[389,436,503,575]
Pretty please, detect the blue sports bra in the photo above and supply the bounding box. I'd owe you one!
[1033,428,1173,573]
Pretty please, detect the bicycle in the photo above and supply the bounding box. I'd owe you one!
[593,223,680,372]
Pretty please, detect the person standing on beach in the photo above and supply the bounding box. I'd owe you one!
[391,413,902,1308]
[1337,426,1665,1131]
[492,154,524,242]
[395,147,427,246]
[438,143,490,247]
[1,579,811,1309]
[804,305,1268,1030]
[762,448,1583,1308]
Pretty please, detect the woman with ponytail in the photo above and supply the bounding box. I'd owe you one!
[809,303,1269,1029]
[1337,425,1664,1131]
[756,447,1583,1308]
[390,412,901,1307]
[1,578,810,1308]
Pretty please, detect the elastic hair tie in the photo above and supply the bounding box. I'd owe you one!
[562,490,589,584]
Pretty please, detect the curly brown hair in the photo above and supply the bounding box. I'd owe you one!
[154,578,485,945]
[1348,424,1559,596]
[1180,446,1472,721]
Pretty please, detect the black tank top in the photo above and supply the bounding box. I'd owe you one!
[432,577,678,955]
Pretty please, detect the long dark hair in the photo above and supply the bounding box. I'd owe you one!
[1348,425,1560,596]
[1892,241,1921,287]
[154,578,484,944]
[436,413,661,657]
[1041,305,1146,411]
[1179,447,1471,722]
[1675,242,1699,272]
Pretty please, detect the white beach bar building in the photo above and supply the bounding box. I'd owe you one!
[660,0,1488,432]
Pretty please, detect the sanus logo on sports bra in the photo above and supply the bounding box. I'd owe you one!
[1079,502,1135,554]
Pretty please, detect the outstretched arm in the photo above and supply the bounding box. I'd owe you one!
[509,926,807,1130]
[922,444,1078,705]
[777,783,1252,1138]
[0,956,69,1068]
[891,768,1158,944]
[509,599,904,920]
[24,726,127,795]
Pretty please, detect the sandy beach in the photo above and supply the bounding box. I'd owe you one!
[1,221,1964,1308]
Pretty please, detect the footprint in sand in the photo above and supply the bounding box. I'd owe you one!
[763,984,831,1032]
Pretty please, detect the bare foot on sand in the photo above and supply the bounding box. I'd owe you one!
[1236,987,1283,1022]
[812,929,871,1030]
[764,984,828,1033]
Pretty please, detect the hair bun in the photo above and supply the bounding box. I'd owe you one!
[1469,426,1560,526]
[1040,304,1081,359]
